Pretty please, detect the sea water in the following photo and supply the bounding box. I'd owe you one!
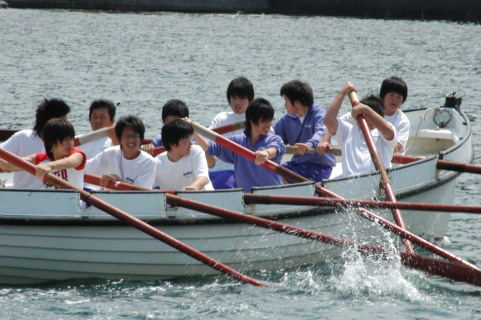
[0,9,480,319]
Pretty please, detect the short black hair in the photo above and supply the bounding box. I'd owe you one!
[379,77,408,102]
[361,95,384,117]
[42,118,76,161]
[89,99,116,120]
[280,80,314,107]
[161,99,189,123]
[245,98,274,134]
[115,115,145,141]
[33,98,71,136]
[226,77,255,103]
[161,118,194,151]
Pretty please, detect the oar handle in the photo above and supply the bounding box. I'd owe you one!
[285,145,341,156]
[74,126,114,147]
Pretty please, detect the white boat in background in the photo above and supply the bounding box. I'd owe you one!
[0,94,474,285]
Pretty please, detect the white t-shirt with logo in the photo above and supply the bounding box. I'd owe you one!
[154,145,213,191]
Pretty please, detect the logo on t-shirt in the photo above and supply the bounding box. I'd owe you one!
[183,171,193,177]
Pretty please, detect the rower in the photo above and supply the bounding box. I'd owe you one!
[0,98,71,189]
[0,118,86,190]
[274,80,336,184]
[85,115,157,189]
[78,99,118,159]
[322,82,397,178]
[208,76,255,189]
[153,118,213,191]
[192,97,285,193]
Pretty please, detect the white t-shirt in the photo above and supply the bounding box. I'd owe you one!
[78,136,113,160]
[0,129,44,189]
[154,145,214,191]
[340,109,410,154]
[384,109,410,154]
[85,146,156,188]
[208,111,245,172]
[332,118,397,177]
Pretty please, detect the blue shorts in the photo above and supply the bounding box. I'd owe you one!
[209,170,237,189]
[281,161,333,183]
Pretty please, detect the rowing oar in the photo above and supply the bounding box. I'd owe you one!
[83,174,481,286]
[188,121,481,273]
[73,125,115,147]
[83,173,386,257]
[286,145,342,156]
[348,91,414,255]
[243,194,481,215]
[393,154,481,175]
[0,148,265,287]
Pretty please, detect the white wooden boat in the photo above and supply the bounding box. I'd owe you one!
[0,96,473,285]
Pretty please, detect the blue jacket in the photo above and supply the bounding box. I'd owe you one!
[207,131,285,192]
[274,104,335,168]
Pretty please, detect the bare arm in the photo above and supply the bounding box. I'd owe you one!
[316,132,332,154]
[352,105,395,141]
[324,82,357,135]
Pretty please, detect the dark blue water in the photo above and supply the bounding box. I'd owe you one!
[0,9,480,319]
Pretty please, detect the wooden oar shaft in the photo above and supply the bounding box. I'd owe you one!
[74,126,114,146]
[393,154,481,174]
[213,120,246,134]
[0,150,265,287]
[285,145,342,156]
[243,194,481,214]
[348,91,414,254]
[400,252,481,286]
[85,174,385,257]
[189,120,481,273]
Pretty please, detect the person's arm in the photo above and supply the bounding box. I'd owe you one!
[352,104,394,141]
[0,153,36,172]
[192,131,209,151]
[107,126,119,146]
[184,176,209,191]
[254,147,277,165]
[324,82,357,135]
[316,131,332,155]
[35,152,86,181]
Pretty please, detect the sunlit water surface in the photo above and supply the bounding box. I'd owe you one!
[0,9,480,319]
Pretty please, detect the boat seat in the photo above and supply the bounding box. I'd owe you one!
[416,128,458,142]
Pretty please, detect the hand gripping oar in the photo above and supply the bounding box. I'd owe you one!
[188,121,481,274]
[83,173,481,286]
[347,91,414,255]
[393,154,481,175]
[0,148,265,287]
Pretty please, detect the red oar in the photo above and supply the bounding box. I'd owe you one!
[84,173,481,286]
[243,194,481,215]
[0,148,266,287]
[393,154,481,174]
[144,120,247,157]
[347,91,414,254]
[84,173,386,257]
[189,121,480,271]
